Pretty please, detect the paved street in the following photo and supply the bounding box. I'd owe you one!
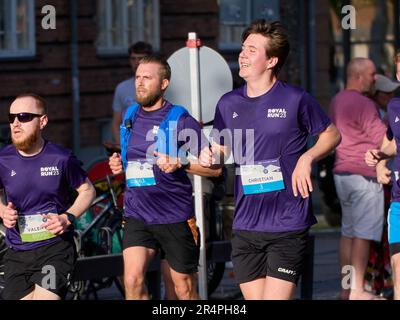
[209,226,342,300]
[80,220,342,300]
[67,176,347,300]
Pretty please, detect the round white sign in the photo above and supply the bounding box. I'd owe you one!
[165,46,233,123]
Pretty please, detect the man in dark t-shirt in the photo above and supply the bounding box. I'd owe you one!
[200,20,341,300]
[0,94,95,300]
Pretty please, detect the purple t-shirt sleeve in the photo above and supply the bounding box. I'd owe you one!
[64,153,87,189]
[387,126,394,140]
[177,114,208,157]
[211,105,227,146]
[0,162,3,189]
[298,92,332,136]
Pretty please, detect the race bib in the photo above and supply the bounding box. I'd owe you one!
[240,158,285,195]
[18,213,57,242]
[126,159,156,187]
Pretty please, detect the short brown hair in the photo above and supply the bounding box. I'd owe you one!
[395,49,400,63]
[139,54,171,81]
[128,41,153,56]
[242,20,290,75]
[14,93,47,114]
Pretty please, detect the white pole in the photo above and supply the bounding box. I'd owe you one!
[187,32,207,300]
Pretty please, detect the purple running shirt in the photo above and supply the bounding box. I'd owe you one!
[212,81,331,232]
[123,101,208,224]
[0,141,87,250]
[386,98,400,202]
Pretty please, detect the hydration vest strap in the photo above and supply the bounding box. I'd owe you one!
[120,103,189,171]
[120,103,140,170]
[156,105,188,158]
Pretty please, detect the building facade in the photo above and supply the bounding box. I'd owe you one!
[0,0,399,165]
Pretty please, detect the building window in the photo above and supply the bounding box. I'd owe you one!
[97,0,160,55]
[0,0,35,58]
[330,0,400,91]
[218,0,279,50]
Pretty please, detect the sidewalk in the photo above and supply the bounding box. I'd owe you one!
[209,223,342,300]
[309,228,341,300]
[85,215,342,300]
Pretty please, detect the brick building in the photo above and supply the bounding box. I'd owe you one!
[1,0,399,166]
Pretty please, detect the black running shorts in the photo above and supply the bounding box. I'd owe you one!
[2,238,77,300]
[231,228,309,285]
[123,216,199,274]
[390,243,400,257]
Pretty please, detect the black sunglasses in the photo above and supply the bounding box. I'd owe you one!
[8,112,44,123]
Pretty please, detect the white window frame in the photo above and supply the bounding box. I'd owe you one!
[97,0,160,55]
[218,0,280,51]
[0,0,36,58]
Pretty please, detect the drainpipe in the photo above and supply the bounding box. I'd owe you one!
[308,0,316,96]
[70,0,80,156]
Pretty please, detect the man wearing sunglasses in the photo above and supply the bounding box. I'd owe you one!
[0,93,96,300]
[112,41,153,144]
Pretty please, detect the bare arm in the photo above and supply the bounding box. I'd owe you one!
[380,136,397,158]
[64,178,96,220]
[109,152,123,175]
[0,189,6,217]
[184,159,222,177]
[199,144,229,169]
[301,123,341,162]
[376,159,392,184]
[292,123,341,198]
[42,178,96,235]
[373,137,397,185]
[0,189,18,229]
[365,135,396,166]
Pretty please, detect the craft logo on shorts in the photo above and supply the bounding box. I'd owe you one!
[278,267,296,276]
[41,166,60,176]
[267,108,287,119]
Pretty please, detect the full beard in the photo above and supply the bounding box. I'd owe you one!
[12,129,40,152]
[136,89,163,108]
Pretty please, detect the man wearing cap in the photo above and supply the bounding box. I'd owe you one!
[330,58,387,300]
